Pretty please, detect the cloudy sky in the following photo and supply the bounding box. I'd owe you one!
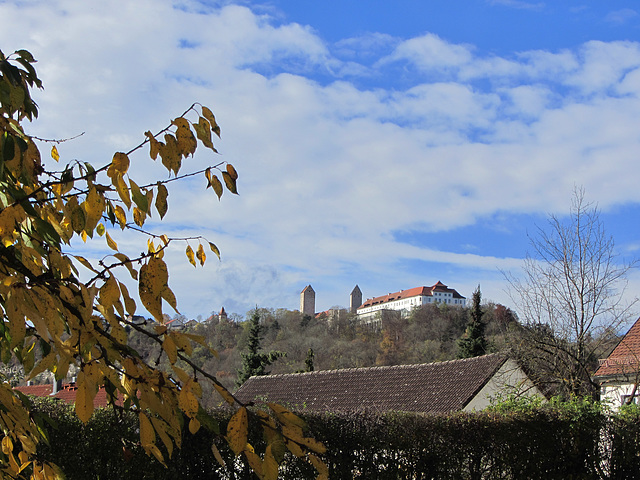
[2,0,640,319]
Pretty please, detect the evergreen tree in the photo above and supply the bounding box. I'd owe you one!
[236,311,285,386]
[305,348,315,372]
[457,286,488,358]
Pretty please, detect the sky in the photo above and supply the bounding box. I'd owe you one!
[2,0,640,319]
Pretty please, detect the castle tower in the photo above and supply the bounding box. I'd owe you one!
[300,285,316,316]
[219,307,227,321]
[350,285,362,313]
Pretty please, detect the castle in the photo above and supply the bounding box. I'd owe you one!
[300,282,466,320]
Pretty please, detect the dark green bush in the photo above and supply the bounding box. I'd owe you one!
[28,397,640,480]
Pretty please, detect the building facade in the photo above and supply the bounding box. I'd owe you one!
[357,281,466,321]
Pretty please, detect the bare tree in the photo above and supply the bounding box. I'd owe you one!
[506,188,638,398]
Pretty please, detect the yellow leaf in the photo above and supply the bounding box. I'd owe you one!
[114,205,127,229]
[211,443,226,468]
[145,131,160,160]
[96,222,105,236]
[51,145,60,161]
[308,454,329,480]
[119,282,136,315]
[133,207,145,227]
[209,242,221,260]
[264,446,279,480]
[139,412,155,446]
[83,186,106,233]
[114,253,138,280]
[107,152,130,179]
[222,171,238,194]
[226,163,238,180]
[189,417,200,435]
[173,118,197,157]
[244,449,264,478]
[214,384,236,406]
[179,388,199,418]
[226,407,248,456]
[185,245,196,267]
[138,257,169,322]
[114,174,131,209]
[196,243,206,266]
[99,275,119,308]
[194,117,215,150]
[209,173,223,200]
[73,255,98,273]
[202,106,221,138]
[150,417,174,459]
[268,403,306,429]
[155,182,168,219]
[75,376,95,423]
[162,335,178,364]
[105,231,118,251]
[160,134,181,175]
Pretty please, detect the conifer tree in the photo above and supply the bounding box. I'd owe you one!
[236,311,285,385]
[305,347,315,372]
[457,286,487,358]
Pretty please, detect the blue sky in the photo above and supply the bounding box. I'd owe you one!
[1,0,640,319]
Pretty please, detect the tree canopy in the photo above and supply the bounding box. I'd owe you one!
[0,49,326,479]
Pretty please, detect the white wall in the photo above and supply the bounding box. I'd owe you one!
[464,359,545,411]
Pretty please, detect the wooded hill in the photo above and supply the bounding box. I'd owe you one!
[128,302,567,401]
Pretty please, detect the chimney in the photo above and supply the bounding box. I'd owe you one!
[50,378,63,395]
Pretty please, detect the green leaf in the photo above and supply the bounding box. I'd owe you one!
[130,179,149,213]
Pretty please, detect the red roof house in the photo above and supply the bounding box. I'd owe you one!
[15,381,117,408]
[594,317,640,409]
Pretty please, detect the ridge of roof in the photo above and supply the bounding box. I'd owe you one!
[251,353,505,380]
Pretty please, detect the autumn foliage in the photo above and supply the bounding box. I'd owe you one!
[0,49,325,479]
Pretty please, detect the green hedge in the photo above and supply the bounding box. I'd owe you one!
[28,398,640,480]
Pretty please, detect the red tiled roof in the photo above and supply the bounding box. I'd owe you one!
[594,317,640,377]
[234,354,506,414]
[358,281,465,310]
[15,382,116,408]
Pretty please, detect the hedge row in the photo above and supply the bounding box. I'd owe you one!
[30,398,640,480]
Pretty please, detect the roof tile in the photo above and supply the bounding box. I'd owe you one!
[235,354,506,414]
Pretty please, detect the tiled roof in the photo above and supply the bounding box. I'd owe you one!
[15,382,116,408]
[594,317,640,377]
[358,281,465,309]
[234,354,506,414]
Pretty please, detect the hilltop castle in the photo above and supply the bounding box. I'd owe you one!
[299,282,465,320]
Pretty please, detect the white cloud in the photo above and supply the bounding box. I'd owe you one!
[605,8,639,25]
[2,0,640,316]
[379,33,474,72]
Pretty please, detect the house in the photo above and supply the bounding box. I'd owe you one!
[15,381,117,408]
[234,354,544,414]
[593,317,640,410]
[357,281,466,322]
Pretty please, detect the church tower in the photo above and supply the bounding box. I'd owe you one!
[300,285,316,316]
[350,285,362,313]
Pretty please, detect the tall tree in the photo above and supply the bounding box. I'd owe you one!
[236,311,285,386]
[0,49,325,479]
[506,187,638,398]
[457,286,487,358]
[305,347,315,372]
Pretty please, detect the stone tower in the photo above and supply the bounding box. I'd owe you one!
[300,285,316,316]
[350,285,363,313]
